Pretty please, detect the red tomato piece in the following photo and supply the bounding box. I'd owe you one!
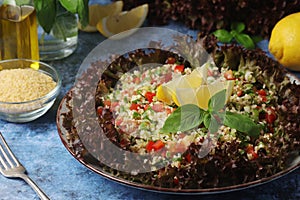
[166,57,176,64]
[143,104,150,111]
[174,65,184,73]
[146,141,155,152]
[130,103,140,111]
[246,145,258,160]
[103,100,111,107]
[261,95,268,103]
[145,91,156,103]
[257,89,267,96]
[152,140,165,151]
[97,107,103,116]
[185,153,192,163]
[266,107,277,124]
[173,176,179,185]
[237,90,243,97]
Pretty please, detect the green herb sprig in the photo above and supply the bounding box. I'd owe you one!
[213,22,262,49]
[34,0,89,33]
[161,89,261,138]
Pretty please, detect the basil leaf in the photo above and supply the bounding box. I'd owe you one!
[231,22,245,33]
[203,113,211,129]
[161,104,204,133]
[235,33,255,49]
[208,89,226,112]
[59,0,77,13]
[77,0,89,28]
[224,112,261,138]
[34,0,56,33]
[213,29,233,43]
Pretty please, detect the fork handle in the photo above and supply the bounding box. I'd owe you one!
[20,174,50,200]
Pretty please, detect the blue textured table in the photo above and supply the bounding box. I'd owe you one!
[1,24,300,200]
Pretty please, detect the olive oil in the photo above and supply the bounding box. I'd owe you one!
[0,4,39,60]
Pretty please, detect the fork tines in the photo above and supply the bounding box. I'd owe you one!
[0,132,21,170]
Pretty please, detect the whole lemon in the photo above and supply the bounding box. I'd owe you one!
[269,12,300,71]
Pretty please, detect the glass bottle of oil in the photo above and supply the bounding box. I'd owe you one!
[0,4,39,60]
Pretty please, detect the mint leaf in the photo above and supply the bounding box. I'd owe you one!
[235,33,255,49]
[224,112,261,138]
[231,22,245,33]
[208,89,226,112]
[161,104,205,133]
[34,0,56,33]
[213,29,233,43]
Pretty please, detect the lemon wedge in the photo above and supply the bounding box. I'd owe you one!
[157,63,234,110]
[157,64,208,104]
[174,80,234,110]
[96,4,148,38]
[78,1,124,32]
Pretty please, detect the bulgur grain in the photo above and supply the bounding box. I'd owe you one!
[0,68,56,102]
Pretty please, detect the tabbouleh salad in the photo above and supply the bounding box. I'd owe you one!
[95,53,295,188]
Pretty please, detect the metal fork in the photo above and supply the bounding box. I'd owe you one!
[0,132,50,200]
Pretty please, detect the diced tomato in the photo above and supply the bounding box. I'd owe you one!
[152,140,165,151]
[173,176,179,185]
[246,145,258,160]
[103,100,111,107]
[257,89,267,102]
[146,140,165,152]
[266,107,277,124]
[185,153,192,163]
[115,118,123,126]
[143,104,150,111]
[224,70,235,80]
[237,90,243,97]
[165,107,173,115]
[146,141,155,152]
[145,91,156,103]
[257,89,267,96]
[130,103,140,111]
[152,103,164,112]
[96,107,103,116]
[260,95,267,103]
[166,57,176,64]
[174,65,184,73]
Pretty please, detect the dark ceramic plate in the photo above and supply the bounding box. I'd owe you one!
[56,87,300,195]
[56,67,300,195]
[56,30,300,194]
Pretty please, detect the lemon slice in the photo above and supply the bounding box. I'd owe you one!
[157,64,208,105]
[78,1,124,32]
[174,80,234,110]
[96,4,148,38]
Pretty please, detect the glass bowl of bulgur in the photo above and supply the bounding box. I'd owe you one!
[0,59,61,123]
